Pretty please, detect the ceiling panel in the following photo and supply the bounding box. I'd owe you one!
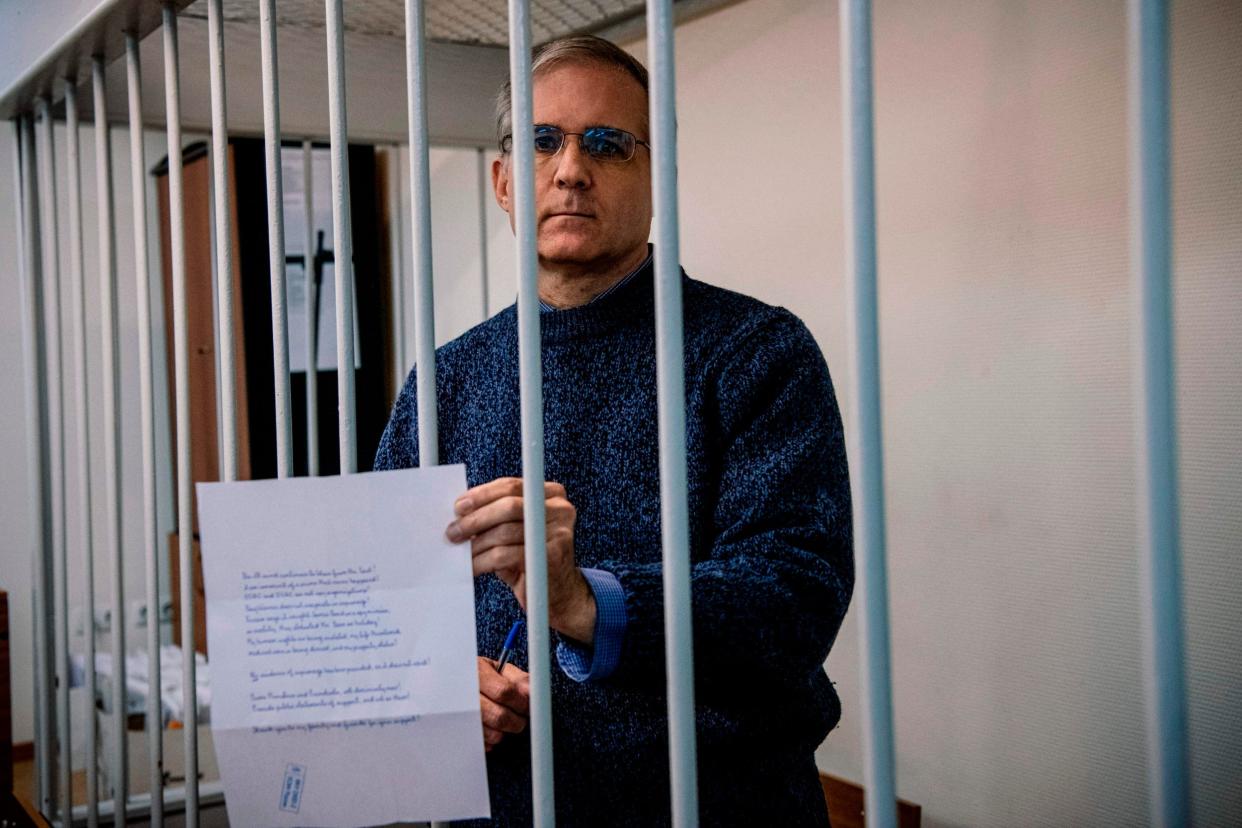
[181,0,648,47]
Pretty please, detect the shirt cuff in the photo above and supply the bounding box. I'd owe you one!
[556,568,626,682]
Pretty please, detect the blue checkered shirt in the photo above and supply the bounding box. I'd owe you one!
[556,568,627,681]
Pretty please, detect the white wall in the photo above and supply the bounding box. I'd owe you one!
[390,142,517,364]
[619,0,1241,825]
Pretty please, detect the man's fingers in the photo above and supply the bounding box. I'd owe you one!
[449,495,576,545]
[448,495,523,542]
[546,496,575,523]
[470,521,526,555]
[480,695,527,734]
[472,545,524,578]
[501,663,531,699]
[454,478,523,516]
[453,479,569,517]
[478,658,531,714]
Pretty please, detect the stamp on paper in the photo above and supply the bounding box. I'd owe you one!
[279,763,306,814]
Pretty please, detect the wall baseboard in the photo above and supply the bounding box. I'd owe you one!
[820,772,922,828]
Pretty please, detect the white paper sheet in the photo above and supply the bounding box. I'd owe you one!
[197,465,490,826]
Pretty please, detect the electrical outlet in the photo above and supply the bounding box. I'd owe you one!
[93,607,112,633]
[130,600,149,629]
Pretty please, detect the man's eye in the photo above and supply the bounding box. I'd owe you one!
[533,129,562,153]
[589,139,624,159]
[585,130,629,160]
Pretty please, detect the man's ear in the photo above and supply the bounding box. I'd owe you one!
[492,155,510,212]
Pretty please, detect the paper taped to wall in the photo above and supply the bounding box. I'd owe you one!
[197,464,490,826]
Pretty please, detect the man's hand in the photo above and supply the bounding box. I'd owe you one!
[478,656,529,752]
[446,477,597,644]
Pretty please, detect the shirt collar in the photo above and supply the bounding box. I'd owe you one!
[539,247,654,313]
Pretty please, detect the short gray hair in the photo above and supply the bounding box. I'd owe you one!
[495,35,650,152]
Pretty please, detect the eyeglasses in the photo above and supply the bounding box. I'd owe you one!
[501,124,650,163]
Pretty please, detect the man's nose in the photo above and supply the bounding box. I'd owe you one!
[553,139,592,190]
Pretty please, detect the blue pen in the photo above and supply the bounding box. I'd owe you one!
[495,619,524,673]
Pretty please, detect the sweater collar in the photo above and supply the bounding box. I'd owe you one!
[521,245,661,344]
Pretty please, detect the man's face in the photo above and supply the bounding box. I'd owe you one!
[493,62,653,273]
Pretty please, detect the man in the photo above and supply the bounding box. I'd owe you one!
[374,35,852,826]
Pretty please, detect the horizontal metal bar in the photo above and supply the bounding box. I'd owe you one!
[0,0,197,118]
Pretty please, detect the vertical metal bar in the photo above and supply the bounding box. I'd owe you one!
[405,0,438,466]
[260,0,294,479]
[840,2,897,826]
[645,2,699,824]
[65,77,102,828]
[207,0,239,482]
[505,3,554,823]
[302,139,320,475]
[126,29,165,827]
[36,94,72,828]
[93,57,129,827]
[407,11,440,820]
[17,110,57,822]
[476,147,490,321]
[324,0,357,473]
[162,5,200,823]
[1128,2,1190,825]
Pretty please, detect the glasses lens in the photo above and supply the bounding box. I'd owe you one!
[533,125,564,154]
[582,127,635,162]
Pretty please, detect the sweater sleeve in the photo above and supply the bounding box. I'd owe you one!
[599,311,854,695]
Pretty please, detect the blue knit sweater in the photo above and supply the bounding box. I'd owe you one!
[374,258,853,826]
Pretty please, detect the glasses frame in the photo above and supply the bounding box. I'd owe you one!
[501,123,651,163]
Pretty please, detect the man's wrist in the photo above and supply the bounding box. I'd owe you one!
[550,568,597,645]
